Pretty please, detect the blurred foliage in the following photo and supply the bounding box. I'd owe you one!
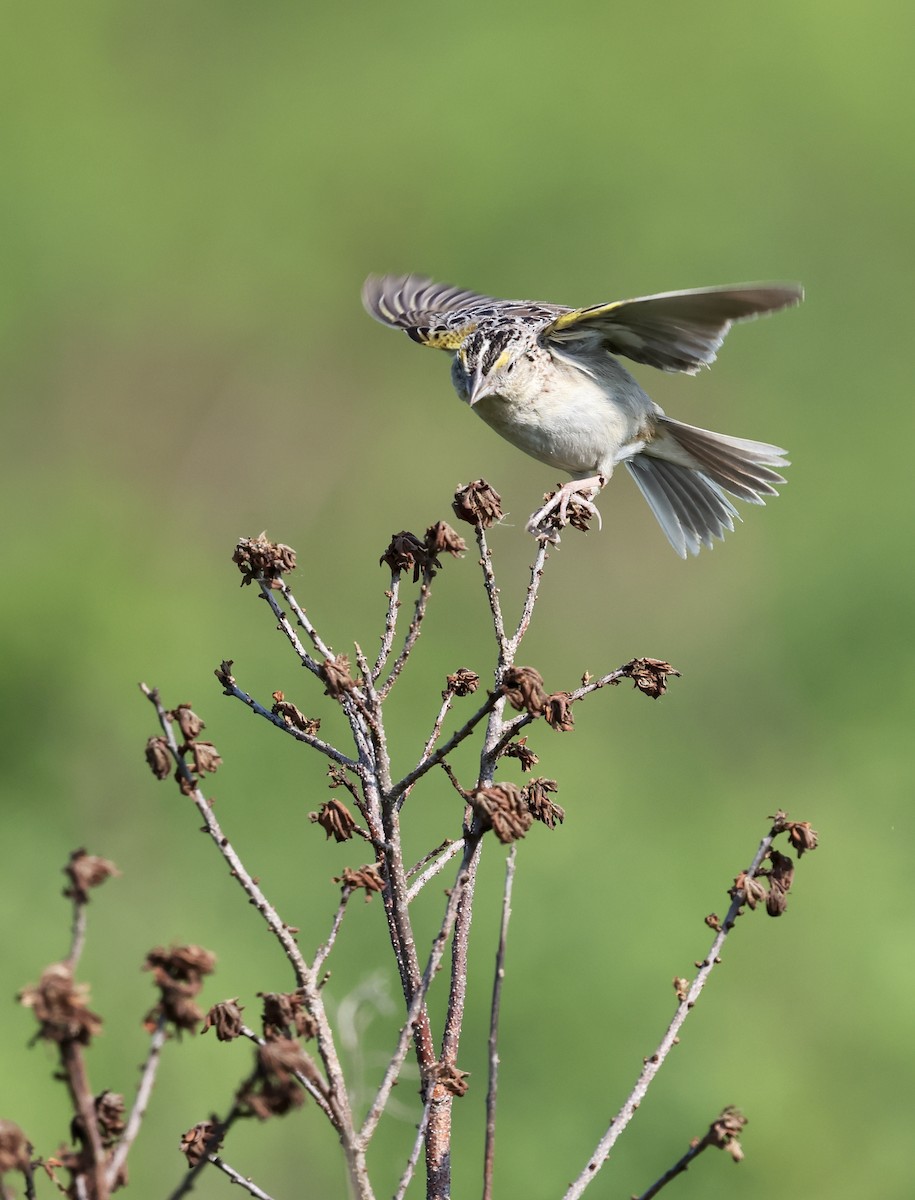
[1,0,913,1196]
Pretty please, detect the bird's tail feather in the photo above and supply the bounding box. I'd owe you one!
[625,416,788,557]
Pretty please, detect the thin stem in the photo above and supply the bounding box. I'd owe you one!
[372,575,401,680]
[208,1157,275,1199]
[313,888,353,977]
[106,1019,167,1187]
[633,1137,710,1200]
[274,578,336,663]
[222,680,359,770]
[65,899,88,972]
[390,692,499,801]
[506,541,550,655]
[407,840,464,903]
[482,847,517,1200]
[60,1041,108,1200]
[379,572,435,699]
[562,826,780,1199]
[475,526,509,659]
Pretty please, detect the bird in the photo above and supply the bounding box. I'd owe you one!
[361,273,803,556]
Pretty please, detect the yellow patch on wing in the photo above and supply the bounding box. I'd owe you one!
[547,301,625,332]
[416,322,478,350]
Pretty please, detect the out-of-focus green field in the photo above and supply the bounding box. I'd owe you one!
[2,3,912,1196]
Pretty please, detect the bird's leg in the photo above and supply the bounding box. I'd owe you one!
[526,475,606,542]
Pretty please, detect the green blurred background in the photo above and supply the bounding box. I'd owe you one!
[2,1,912,1196]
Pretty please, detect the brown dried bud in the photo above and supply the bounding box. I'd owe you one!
[145,736,171,780]
[427,1061,470,1097]
[445,668,480,698]
[765,849,795,917]
[731,871,768,910]
[320,655,356,700]
[615,658,681,699]
[452,479,503,528]
[191,741,222,775]
[766,887,789,917]
[238,1039,317,1119]
[673,977,690,1002]
[214,659,236,692]
[272,692,320,735]
[704,1106,747,1162]
[0,1119,32,1174]
[501,666,547,716]
[19,963,103,1045]
[544,692,575,732]
[172,703,205,741]
[380,530,441,582]
[471,784,534,844]
[180,1120,223,1168]
[311,799,357,843]
[785,820,818,857]
[232,532,296,587]
[705,913,721,931]
[62,848,120,904]
[144,944,216,983]
[425,521,467,558]
[202,998,245,1041]
[334,863,385,899]
[502,737,539,772]
[94,1091,126,1147]
[259,991,317,1041]
[175,766,197,795]
[523,778,564,829]
[143,945,215,1033]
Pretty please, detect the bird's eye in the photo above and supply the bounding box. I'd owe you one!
[505,361,515,373]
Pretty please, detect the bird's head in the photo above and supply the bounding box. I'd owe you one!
[451,327,524,406]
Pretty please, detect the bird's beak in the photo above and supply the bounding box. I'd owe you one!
[467,360,486,407]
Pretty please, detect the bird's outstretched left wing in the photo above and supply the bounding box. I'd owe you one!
[544,283,803,374]
[362,274,504,350]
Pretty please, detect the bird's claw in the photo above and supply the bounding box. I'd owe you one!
[526,477,606,541]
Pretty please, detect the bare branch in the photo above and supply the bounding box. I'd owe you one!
[407,840,464,904]
[483,846,517,1200]
[221,679,359,770]
[563,825,780,1199]
[372,575,401,680]
[105,1018,167,1188]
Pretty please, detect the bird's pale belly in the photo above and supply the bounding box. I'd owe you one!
[471,384,647,478]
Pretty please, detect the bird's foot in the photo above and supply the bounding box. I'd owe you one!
[526,476,606,543]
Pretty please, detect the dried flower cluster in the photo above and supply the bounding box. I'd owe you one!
[232,531,297,587]
[143,944,216,1034]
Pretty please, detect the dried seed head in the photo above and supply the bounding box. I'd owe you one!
[445,668,480,698]
[320,655,356,700]
[452,480,503,528]
[673,977,690,1002]
[232,532,296,587]
[94,1091,126,1147]
[143,945,216,1034]
[471,784,534,844]
[334,863,385,899]
[523,778,565,829]
[191,741,222,775]
[615,658,681,699]
[172,703,205,741]
[271,692,321,735]
[501,666,547,716]
[380,530,441,582]
[502,737,539,772]
[544,692,575,732]
[19,964,103,1045]
[311,799,357,843]
[214,660,236,692]
[63,849,120,904]
[202,998,245,1042]
[145,736,172,780]
[731,871,768,910]
[785,820,818,857]
[258,991,317,1041]
[0,1120,32,1174]
[425,521,467,558]
[180,1120,223,1168]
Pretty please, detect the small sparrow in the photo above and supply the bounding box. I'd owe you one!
[362,274,803,556]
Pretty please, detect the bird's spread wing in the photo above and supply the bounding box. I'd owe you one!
[362,274,505,350]
[362,273,566,350]
[543,283,804,374]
